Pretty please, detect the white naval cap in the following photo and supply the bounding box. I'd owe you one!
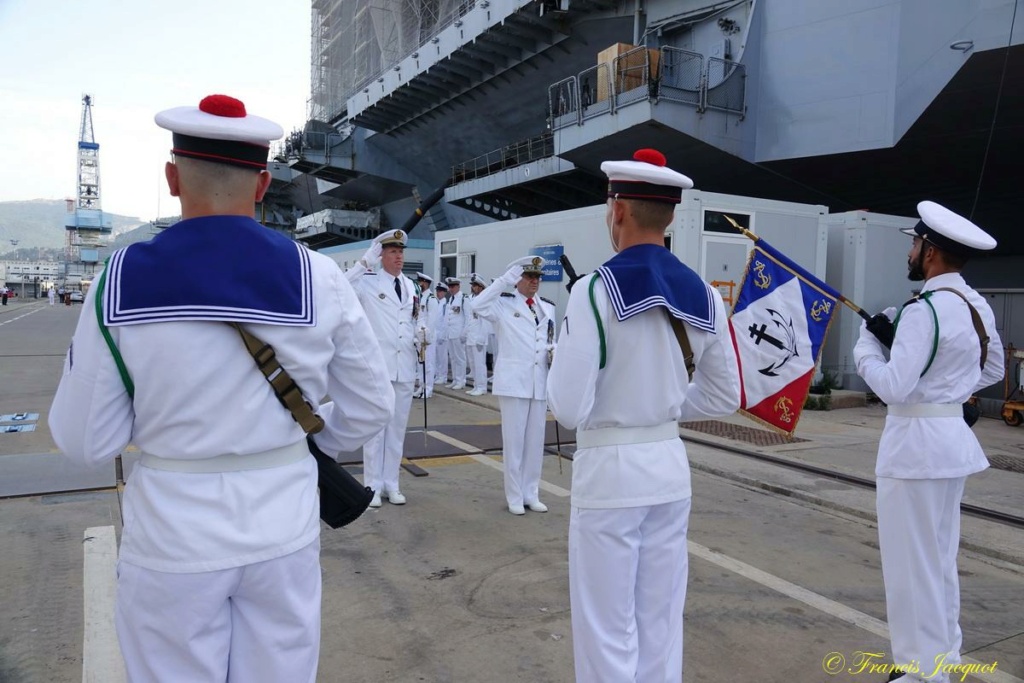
[155,94,283,170]
[508,255,545,275]
[415,272,433,283]
[469,273,487,286]
[600,148,693,204]
[374,229,407,248]
[434,281,449,292]
[900,200,997,256]
[445,276,461,286]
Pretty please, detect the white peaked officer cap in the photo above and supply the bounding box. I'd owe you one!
[416,272,433,283]
[900,200,997,257]
[374,229,407,248]
[507,255,545,275]
[469,273,487,286]
[435,281,449,292]
[446,276,461,285]
[600,148,693,204]
[155,94,283,170]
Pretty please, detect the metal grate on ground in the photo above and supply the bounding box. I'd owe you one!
[680,420,808,447]
[988,453,1024,474]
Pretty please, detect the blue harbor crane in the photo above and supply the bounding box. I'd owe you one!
[63,94,111,286]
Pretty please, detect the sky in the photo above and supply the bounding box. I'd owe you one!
[0,0,311,223]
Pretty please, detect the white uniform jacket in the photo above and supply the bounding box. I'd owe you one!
[547,272,740,508]
[463,294,493,346]
[346,264,419,384]
[417,292,437,345]
[472,285,554,400]
[854,272,1004,479]
[49,251,394,573]
[444,291,467,341]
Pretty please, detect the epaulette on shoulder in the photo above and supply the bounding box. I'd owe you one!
[363,270,375,276]
[500,292,515,298]
[903,296,920,307]
[539,296,554,306]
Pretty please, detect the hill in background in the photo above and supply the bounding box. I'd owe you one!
[0,200,174,260]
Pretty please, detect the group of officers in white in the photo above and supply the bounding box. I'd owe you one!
[48,96,1004,683]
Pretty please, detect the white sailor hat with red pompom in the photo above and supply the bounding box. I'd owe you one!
[155,94,284,170]
[601,149,693,204]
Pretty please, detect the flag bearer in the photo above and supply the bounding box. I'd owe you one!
[546,149,740,683]
[855,201,1003,683]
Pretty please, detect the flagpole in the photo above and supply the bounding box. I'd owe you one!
[723,215,872,322]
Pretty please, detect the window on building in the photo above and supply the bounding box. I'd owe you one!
[703,209,750,234]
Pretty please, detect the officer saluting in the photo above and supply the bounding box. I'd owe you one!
[547,149,740,683]
[471,255,555,515]
[346,230,420,507]
[855,201,1003,682]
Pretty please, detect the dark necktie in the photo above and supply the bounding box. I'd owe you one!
[526,297,539,325]
[394,277,402,301]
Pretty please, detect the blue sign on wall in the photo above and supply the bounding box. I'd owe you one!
[530,245,564,282]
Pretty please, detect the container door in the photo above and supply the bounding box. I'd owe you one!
[701,236,750,310]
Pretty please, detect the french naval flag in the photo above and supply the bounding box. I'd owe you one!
[729,239,839,435]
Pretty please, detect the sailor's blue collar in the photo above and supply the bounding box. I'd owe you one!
[103,215,315,327]
[596,244,715,332]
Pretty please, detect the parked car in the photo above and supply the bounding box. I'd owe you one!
[69,291,84,303]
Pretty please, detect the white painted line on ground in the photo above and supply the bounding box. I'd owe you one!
[0,307,43,327]
[689,541,1021,683]
[426,430,573,498]
[425,430,482,453]
[82,526,126,682]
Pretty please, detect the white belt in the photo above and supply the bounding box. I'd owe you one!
[576,421,680,449]
[139,440,309,473]
[887,403,962,418]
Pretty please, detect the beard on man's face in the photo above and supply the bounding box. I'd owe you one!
[907,248,926,281]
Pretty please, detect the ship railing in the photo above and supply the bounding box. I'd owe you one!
[546,46,745,123]
[577,62,614,122]
[548,76,580,131]
[451,133,554,183]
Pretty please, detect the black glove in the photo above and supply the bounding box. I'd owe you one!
[866,313,895,349]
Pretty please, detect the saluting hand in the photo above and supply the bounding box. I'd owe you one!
[360,241,383,269]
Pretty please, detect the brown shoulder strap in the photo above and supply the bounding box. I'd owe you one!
[666,312,695,382]
[231,323,325,435]
[931,287,989,371]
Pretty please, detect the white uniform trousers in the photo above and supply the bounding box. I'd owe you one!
[469,343,488,391]
[115,539,321,683]
[497,396,547,507]
[419,348,435,396]
[877,477,966,682]
[363,380,415,493]
[449,338,467,385]
[569,499,691,683]
[434,339,449,384]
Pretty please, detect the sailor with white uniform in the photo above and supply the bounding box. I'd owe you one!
[855,201,1004,682]
[345,230,420,507]
[443,277,468,389]
[413,272,437,399]
[49,95,394,683]
[547,149,740,683]
[463,273,492,396]
[472,255,555,515]
[433,281,449,385]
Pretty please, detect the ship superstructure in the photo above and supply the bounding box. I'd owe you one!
[283,0,1023,254]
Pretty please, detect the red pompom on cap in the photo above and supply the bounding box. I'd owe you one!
[633,148,666,166]
[199,94,247,118]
